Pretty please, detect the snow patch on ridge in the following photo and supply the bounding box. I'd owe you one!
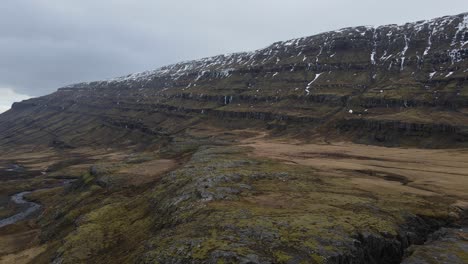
[424,27,435,56]
[452,14,468,46]
[371,28,378,65]
[305,73,323,95]
[400,35,410,71]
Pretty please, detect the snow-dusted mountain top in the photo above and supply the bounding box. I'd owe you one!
[65,12,468,90]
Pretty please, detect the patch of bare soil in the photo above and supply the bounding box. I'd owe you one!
[0,226,40,258]
[240,131,468,201]
[0,245,46,264]
[117,159,177,186]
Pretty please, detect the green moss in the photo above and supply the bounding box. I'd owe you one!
[273,250,292,263]
[192,229,229,259]
[311,254,325,264]
[456,248,468,262]
[81,172,95,185]
[57,197,152,263]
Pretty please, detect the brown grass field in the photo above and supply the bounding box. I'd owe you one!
[0,129,467,263]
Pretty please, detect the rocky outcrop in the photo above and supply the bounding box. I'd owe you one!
[335,118,468,147]
[327,215,452,264]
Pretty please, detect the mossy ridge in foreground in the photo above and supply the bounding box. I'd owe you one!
[1,136,461,263]
[129,145,455,263]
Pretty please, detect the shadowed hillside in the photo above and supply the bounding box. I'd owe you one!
[1,13,468,148]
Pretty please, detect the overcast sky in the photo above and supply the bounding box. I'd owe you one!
[1,0,467,112]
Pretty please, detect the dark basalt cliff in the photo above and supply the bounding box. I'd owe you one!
[1,12,468,148]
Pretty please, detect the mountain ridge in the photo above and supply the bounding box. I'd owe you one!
[63,12,468,89]
[1,12,468,148]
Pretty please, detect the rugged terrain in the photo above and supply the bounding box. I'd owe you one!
[0,12,467,264]
[1,13,468,148]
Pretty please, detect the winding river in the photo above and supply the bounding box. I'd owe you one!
[0,191,41,228]
[0,179,75,228]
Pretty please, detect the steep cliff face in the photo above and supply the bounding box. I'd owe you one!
[1,13,467,148]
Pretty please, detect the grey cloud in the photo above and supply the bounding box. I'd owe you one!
[0,0,467,97]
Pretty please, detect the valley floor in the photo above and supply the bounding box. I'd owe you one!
[0,130,467,263]
[242,133,468,201]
